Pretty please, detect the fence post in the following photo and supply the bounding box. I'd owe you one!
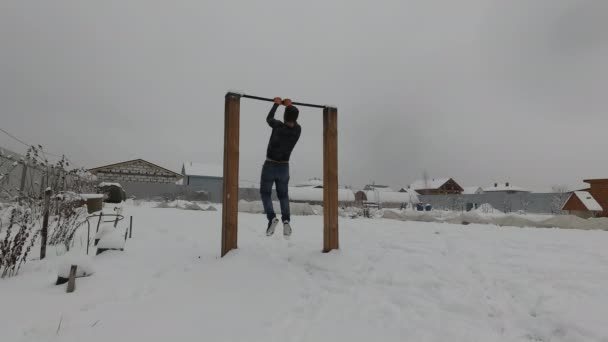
[96,212,103,233]
[323,106,339,253]
[40,188,52,260]
[19,162,28,194]
[66,265,77,293]
[221,92,241,257]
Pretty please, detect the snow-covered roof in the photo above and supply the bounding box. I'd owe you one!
[363,184,395,192]
[364,190,419,204]
[98,182,122,188]
[239,180,259,188]
[294,178,323,188]
[289,187,355,202]
[562,191,603,212]
[462,186,483,195]
[483,183,529,193]
[409,178,451,190]
[182,162,223,178]
[80,194,104,200]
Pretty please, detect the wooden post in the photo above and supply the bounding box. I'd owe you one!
[19,163,28,194]
[66,265,77,293]
[40,188,52,260]
[86,223,90,255]
[129,216,133,238]
[323,107,339,252]
[96,212,103,233]
[221,93,241,257]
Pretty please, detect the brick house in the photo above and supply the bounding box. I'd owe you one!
[88,159,182,184]
[580,179,608,217]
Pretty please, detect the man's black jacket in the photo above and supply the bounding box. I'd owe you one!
[265,104,301,162]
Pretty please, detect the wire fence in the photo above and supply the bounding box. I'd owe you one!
[0,146,93,202]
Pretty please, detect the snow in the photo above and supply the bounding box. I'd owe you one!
[226,89,245,96]
[182,161,223,178]
[57,254,95,278]
[409,177,452,190]
[474,203,502,214]
[381,206,608,230]
[365,184,395,192]
[364,190,419,204]
[238,200,322,216]
[94,225,115,239]
[80,194,103,200]
[564,191,603,212]
[98,182,122,188]
[290,187,355,202]
[461,186,483,194]
[239,180,259,188]
[483,182,529,192]
[155,200,217,211]
[96,230,126,249]
[2,202,608,341]
[294,178,324,188]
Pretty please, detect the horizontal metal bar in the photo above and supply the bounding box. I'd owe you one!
[241,94,327,109]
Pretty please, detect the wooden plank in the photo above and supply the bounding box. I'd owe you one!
[66,265,77,293]
[221,93,241,257]
[323,107,339,252]
[40,188,52,260]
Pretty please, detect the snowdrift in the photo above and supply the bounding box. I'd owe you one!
[382,208,608,230]
[155,200,217,211]
[238,200,321,216]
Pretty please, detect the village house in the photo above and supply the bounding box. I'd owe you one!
[408,177,464,195]
[483,182,529,194]
[461,186,484,195]
[579,179,608,217]
[88,159,182,184]
[561,191,603,218]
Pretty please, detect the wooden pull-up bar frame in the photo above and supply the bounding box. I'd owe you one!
[221,92,339,257]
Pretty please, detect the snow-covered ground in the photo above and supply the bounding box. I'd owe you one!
[2,201,608,342]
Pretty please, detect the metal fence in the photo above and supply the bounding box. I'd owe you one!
[418,192,570,214]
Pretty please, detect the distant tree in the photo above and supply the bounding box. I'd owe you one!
[455,196,466,212]
[422,170,430,195]
[551,185,570,214]
[502,196,512,213]
[519,193,533,214]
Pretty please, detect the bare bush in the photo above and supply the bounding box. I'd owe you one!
[0,145,95,278]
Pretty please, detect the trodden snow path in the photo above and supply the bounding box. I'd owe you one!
[2,202,608,342]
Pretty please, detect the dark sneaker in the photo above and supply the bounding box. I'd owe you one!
[283,220,292,238]
[266,218,279,236]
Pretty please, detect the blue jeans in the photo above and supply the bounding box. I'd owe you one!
[260,161,290,222]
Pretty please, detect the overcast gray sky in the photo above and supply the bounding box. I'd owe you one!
[1,0,607,191]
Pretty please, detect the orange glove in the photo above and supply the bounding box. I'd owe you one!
[273,97,282,105]
[282,98,292,107]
